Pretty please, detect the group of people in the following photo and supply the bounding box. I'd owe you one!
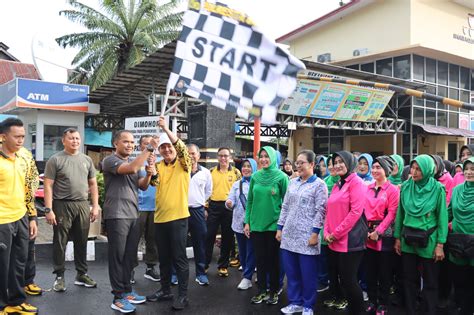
[0,115,473,315]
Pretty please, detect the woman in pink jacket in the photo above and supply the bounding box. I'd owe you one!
[324,151,367,314]
[453,145,474,187]
[363,156,400,315]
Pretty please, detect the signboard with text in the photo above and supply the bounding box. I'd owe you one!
[124,116,168,158]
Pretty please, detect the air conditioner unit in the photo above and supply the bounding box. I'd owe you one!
[353,48,369,57]
[316,53,331,63]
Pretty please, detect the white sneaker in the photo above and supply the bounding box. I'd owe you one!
[237,278,252,290]
[280,304,303,314]
[302,307,314,315]
[363,291,369,301]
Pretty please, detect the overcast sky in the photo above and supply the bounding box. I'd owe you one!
[0,0,340,66]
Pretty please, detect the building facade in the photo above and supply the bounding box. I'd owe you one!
[278,0,473,162]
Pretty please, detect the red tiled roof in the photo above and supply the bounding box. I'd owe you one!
[0,60,41,85]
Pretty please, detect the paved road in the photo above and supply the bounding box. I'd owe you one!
[29,256,456,314]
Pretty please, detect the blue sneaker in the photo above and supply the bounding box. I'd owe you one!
[171,274,178,285]
[123,291,146,304]
[195,274,209,286]
[111,298,136,313]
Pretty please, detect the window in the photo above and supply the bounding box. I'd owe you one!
[44,125,76,160]
[413,107,424,124]
[425,85,436,108]
[376,58,392,76]
[393,55,410,79]
[425,58,436,83]
[449,88,459,100]
[460,67,470,90]
[361,62,374,73]
[449,112,458,128]
[437,61,448,86]
[471,69,474,91]
[460,90,470,103]
[426,109,436,126]
[438,111,447,127]
[449,64,459,88]
[346,64,359,70]
[437,86,447,110]
[413,55,424,81]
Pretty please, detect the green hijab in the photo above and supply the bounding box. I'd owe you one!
[252,146,286,186]
[455,157,474,221]
[388,154,404,185]
[324,154,340,196]
[401,154,440,217]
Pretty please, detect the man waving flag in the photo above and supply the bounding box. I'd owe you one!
[167,0,305,124]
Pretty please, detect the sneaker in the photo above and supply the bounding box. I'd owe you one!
[24,283,42,296]
[363,290,369,301]
[218,267,229,277]
[280,304,303,314]
[195,274,209,286]
[144,267,161,282]
[3,303,38,314]
[237,278,252,290]
[317,283,329,293]
[123,291,146,304]
[172,296,189,310]
[229,258,240,267]
[323,298,336,308]
[146,290,174,302]
[265,292,278,305]
[111,298,136,313]
[171,274,178,285]
[53,276,66,292]
[74,273,97,288]
[130,269,135,284]
[365,302,376,314]
[302,307,314,315]
[376,305,388,315]
[238,266,243,271]
[251,291,267,304]
[334,299,348,310]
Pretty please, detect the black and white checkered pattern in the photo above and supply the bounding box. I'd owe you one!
[167,1,305,124]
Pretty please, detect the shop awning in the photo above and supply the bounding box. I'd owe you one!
[413,122,474,137]
[84,128,113,148]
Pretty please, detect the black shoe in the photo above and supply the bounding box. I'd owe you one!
[172,296,189,310]
[146,290,174,302]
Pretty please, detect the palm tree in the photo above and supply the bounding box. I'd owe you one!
[57,0,182,90]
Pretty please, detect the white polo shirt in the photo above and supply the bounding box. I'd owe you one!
[188,165,213,208]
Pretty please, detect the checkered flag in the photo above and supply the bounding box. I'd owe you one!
[167,0,305,124]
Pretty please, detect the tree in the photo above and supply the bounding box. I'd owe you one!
[57,0,182,90]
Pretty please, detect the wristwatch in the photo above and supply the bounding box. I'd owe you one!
[146,144,154,152]
[44,207,52,214]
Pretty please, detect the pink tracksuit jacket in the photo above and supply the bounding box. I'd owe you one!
[324,173,368,253]
[364,181,400,251]
[452,172,464,187]
[438,172,454,206]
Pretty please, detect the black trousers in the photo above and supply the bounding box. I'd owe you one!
[205,201,233,269]
[402,253,439,315]
[251,231,280,293]
[132,211,159,268]
[365,248,393,306]
[105,219,140,298]
[52,200,90,276]
[328,249,365,315]
[0,215,29,307]
[24,238,36,285]
[155,218,189,298]
[450,262,474,315]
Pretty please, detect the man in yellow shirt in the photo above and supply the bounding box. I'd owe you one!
[0,118,38,314]
[146,116,191,311]
[205,147,241,277]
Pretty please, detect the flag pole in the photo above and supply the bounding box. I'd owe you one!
[161,87,171,116]
[253,117,261,160]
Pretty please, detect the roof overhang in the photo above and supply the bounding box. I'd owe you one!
[276,0,375,44]
[413,122,474,138]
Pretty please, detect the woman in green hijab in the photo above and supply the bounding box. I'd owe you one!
[388,154,404,186]
[244,146,289,305]
[447,157,474,315]
[393,154,448,315]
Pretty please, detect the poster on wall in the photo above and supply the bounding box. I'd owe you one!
[279,77,394,122]
[459,114,469,130]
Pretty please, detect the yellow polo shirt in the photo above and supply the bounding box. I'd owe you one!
[0,152,28,224]
[210,166,241,201]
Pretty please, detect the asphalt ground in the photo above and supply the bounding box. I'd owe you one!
[27,248,458,315]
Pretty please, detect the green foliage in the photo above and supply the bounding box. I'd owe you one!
[96,172,105,207]
[57,0,183,90]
